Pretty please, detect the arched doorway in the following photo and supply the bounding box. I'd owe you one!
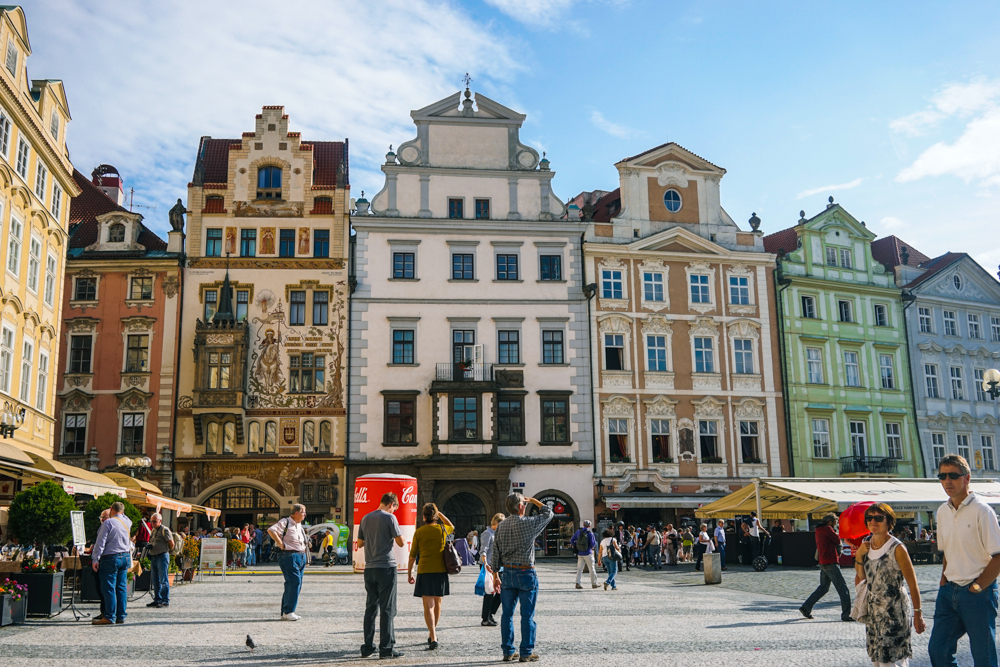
[529,493,576,557]
[442,492,487,541]
[205,486,280,528]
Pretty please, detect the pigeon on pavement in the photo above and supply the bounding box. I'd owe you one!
[246,635,257,651]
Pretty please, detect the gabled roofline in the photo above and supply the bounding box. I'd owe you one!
[905,252,1000,300]
[616,141,725,174]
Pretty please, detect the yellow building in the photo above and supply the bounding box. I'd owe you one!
[0,7,80,466]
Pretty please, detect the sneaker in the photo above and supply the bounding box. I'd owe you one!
[379,649,404,659]
[115,619,124,624]
[482,620,492,626]
[281,612,301,621]
[486,619,498,626]
[603,582,608,590]
[592,584,599,588]
[503,655,517,662]
[798,607,813,619]
[361,645,376,658]
[146,601,162,608]
[519,655,540,663]
[575,583,583,589]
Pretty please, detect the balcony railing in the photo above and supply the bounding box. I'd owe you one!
[840,456,899,475]
[435,363,493,382]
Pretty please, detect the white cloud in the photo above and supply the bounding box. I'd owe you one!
[795,178,863,200]
[879,216,908,231]
[932,79,1000,116]
[889,110,945,137]
[21,0,519,235]
[896,108,1000,183]
[590,110,634,139]
[483,0,577,26]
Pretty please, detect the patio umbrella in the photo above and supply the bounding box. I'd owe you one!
[838,501,876,546]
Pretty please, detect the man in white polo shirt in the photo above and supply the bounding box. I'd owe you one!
[929,454,1000,667]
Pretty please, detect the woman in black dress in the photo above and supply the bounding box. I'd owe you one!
[407,503,454,650]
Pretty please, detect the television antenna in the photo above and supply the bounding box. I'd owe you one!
[127,187,157,215]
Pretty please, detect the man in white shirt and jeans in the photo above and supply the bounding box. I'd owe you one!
[268,504,309,621]
[929,454,1000,667]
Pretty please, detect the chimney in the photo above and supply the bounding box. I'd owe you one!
[91,164,125,205]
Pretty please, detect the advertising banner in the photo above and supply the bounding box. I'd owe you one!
[199,537,227,580]
[352,474,417,572]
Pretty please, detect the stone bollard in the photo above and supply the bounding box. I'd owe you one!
[703,553,721,584]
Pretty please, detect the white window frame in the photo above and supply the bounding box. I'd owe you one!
[838,299,854,323]
[694,336,714,373]
[0,325,14,394]
[645,334,668,372]
[839,248,853,269]
[601,268,624,300]
[885,422,902,459]
[983,435,996,472]
[50,184,62,219]
[850,420,867,458]
[14,137,28,179]
[6,212,21,277]
[844,350,861,387]
[932,433,946,468]
[811,418,831,458]
[968,313,982,339]
[873,303,888,327]
[739,420,762,463]
[943,310,957,337]
[698,419,721,462]
[801,294,817,318]
[950,366,964,400]
[729,275,750,305]
[0,108,10,158]
[825,247,837,267]
[992,316,1000,342]
[34,161,47,201]
[733,338,755,375]
[43,252,56,307]
[925,364,939,398]
[4,39,17,76]
[35,350,47,411]
[26,234,40,293]
[975,368,988,402]
[685,261,716,313]
[643,271,665,303]
[879,353,895,390]
[18,338,31,403]
[919,307,933,333]
[806,347,824,384]
[603,333,626,371]
[49,110,59,140]
[956,433,971,462]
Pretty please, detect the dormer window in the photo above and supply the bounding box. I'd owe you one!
[257,166,282,199]
[108,223,125,243]
[5,40,17,76]
[663,189,682,213]
[49,111,59,140]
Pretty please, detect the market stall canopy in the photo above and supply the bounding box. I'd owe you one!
[695,478,1000,520]
[0,441,33,465]
[100,473,194,513]
[0,458,126,498]
[602,494,723,509]
[188,504,222,520]
[26,453,129,497]
[102,472,162,494]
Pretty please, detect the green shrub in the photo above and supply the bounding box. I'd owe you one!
[8,481,76,550]
[83,493,142,540]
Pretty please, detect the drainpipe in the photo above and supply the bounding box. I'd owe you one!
[774,257,795,478]
[899,290,927,478]
[581,232,599,500]
[346,228,357,524]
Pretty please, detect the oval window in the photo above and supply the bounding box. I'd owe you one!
[663,189,682,213]
[953,274,963,291]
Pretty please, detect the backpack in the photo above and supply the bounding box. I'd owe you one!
[574,529,591,553]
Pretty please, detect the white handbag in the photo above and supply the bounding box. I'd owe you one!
[850,579,869,623]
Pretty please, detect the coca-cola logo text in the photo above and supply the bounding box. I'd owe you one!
[401,486,417,505]
[354,488,369,505]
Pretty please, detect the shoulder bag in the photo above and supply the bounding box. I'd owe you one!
[441,525,462,575]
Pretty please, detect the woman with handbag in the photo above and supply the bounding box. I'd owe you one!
[479,513,505,626]
[598,528,621,590]
[695,523,713,571]
[853,502,925,667]
[407,503,455,650]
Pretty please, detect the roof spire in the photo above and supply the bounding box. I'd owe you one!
[213,254,235,324]
[461,72,474,116]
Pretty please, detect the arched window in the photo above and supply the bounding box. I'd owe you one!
[257,166,282,199]
[302,420,315,453]
[108,223,125,243]
[206,422,219,454]
[319,420,331,453]
[264,420,277,453]
[247,421,260,453]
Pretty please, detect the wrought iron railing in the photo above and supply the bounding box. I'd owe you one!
[435,363,493,382]
[839,456,899,475]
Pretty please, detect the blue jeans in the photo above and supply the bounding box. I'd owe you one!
[602,557,618,588]
[98,552,130,623]
[245,544,255,566]
[647,544,661,568]
[277,551,306,615]
[716,542,726,569]
[929,581,998,667]
[500,569,538,658]
[802,563,851,617]
[150,552,170,604]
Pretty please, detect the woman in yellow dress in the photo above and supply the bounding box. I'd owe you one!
[407,503,454,650]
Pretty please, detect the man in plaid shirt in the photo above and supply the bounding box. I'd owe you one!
[490,493,554,663]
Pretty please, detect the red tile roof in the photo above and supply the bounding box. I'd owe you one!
[870,235,931,269]
[903,252,965,290]
[762,226,800,255]
[192,137,348,187]
[198,138,241,184]
[619,141,724,172]
[68,169,167,251]
[310,197,333,215]
[591,188,621,223]
[311,139,348,187]
[202,196,225,214]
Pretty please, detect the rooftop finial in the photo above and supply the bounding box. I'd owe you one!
[462,72,472,90]
[827,195,835,209]
[461,74,475,116]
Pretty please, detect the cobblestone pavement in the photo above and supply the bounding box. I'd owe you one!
[0,561,988,666]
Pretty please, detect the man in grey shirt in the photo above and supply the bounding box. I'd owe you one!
[357,493,404,659]
[91,502,133,625]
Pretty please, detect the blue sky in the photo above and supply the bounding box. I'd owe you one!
[19,0,1000,273]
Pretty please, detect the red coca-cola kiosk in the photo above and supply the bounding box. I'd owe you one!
[352,473,418,572]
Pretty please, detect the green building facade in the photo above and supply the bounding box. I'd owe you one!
[764,202,923,479]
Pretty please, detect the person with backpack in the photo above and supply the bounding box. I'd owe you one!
[571,520,599,589]
[614,522,630,572]
[146,513,174,608]
[267,505,309,621]
[598,528,622,590]
[644,525,662,570]
[134,512,152,559]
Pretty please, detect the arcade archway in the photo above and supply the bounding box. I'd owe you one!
[204,486,280,528]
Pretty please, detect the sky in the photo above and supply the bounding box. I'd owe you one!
[17,0,1000,275]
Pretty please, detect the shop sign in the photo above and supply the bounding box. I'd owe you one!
[199,538,227,580]
[211,462,261,476]
[608,502,621,511]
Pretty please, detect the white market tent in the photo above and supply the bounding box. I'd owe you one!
[695,478,1000,521]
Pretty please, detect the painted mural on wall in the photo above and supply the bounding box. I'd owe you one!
[181,459,341,498]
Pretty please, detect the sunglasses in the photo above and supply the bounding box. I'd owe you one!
[864,515,886,523]
[938,472,965,480]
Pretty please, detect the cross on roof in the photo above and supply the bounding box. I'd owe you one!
[462,72,472,88]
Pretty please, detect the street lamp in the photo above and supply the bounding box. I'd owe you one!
[117,456,153,477]
[0,400,25,438]
[982,368,1000,400]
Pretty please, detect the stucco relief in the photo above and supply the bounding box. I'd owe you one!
[642,315,672,336]
[734,398,765,419]
[66,318,99,333]
[727,320,760,340]
[233,200,304,218]
[655,162,690,188]
[692,396,725,418]
[688,317,719,338]
[602,396,635,417]
[601,371,633,388]
[599,315,632,334]
[732,375,762,391]
[644,372,675,389]
[644,395,677,418]
[162,276,179,299]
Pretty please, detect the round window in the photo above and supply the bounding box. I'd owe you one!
[663,189,682,213]
[953,274,963,290]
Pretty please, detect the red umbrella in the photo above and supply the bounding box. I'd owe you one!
[839,501,876,546]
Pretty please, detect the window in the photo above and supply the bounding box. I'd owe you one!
[950,366,964,400]
[130,276,153,300]
[125,335,149,372]
[74,277,96,301]
[34,162,46,200]
[256,166,282,199]
[983,435,996,471]
[264,421,277,453]
[651,419,671,462]
[475,199,490,219]
[240,229,256,257]
[826,247,838,267]
[206,351,231,389]
[452,330,474,363]
[647,335,667,371]
[844,351,861,387]
[43,254,55,306]
[14,137,27,179]
[451,396,478,440]
[289,291,306,326]
[496,254,518,280]
[957,434,971,462]
[220,423,236,454]
[312,291,328,325]
[602,269,623,299]
[850,421,867,458]
[729,276,750,305]
[838,300,853,323]
[319,421,332,453]
[204,290,218,321]
[604,334,624,370]
[279,229,295,257]
[385,399,415,444]
[975,369,991,402]
[0,110,9,157]
[393,252,414,279]
[392,330,414,364]
[121,413,145,454]
[18,340,31,402]
[733,339,754,374]
[497,398,523,443]
[448,198,464,219]
[807,348,823,384]
[247,422,260,453]
[953,274,963,290]
[968,314,982,339]
[932,433,946,468]
[63,414,87,454]
[539,255,562,281]
[886,423,902,459]
[874,304,888,327]
[541,398,569,443]
[7,214,21,274]
[694,337,714,373]
[644,272,664,302]
[812,419,831,458]
[699,420,718,459]
[314,229,329,258]
[206,228,223,256]
[289,353,325,393]
[879,354,895,389]
[498,330,519,365]
[993,316,1000,342]
[943,310,957,336]
[542,330,564,364]
[925,364,940,398]
[690,274,710,303]
[4,40,16,75]
[26,236,39,292]
[107,223,125,243]
[840,248,853,269]
[302,421,315,453]
[236,290,249,321]
[69,335,92,374]
[801,295,816,318]
[35,352,47,410]
[608,418,628,460]
[452,253,474,280]
[919,307,933,333]
[49,111,59,140]
[740,421,760,462]
[663,189,682,212]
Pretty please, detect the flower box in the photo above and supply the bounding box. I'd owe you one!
[10,571,63,617]
[134,570,151,592]
[1,592,27,626]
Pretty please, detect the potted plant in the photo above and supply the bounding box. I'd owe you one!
[227,539,246,567]
[134,556,152,592]
[0,578,27,626]
[703,456,723,464]
[653,455,674,463]
[609,455,632,464]
[181,537,200,581]
[7,481,75,616]
[167,559,179,586]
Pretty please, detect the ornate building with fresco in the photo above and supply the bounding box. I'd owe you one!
[174,106,350,527]
[583,142,787,530]
[53,166,183,494]
[350,87,595,555]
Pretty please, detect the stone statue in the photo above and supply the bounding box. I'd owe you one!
[169,198,186,232]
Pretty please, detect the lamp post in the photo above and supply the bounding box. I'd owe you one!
[983,368,1000,400]
[0,400,25,438]
[116,455,153,478]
